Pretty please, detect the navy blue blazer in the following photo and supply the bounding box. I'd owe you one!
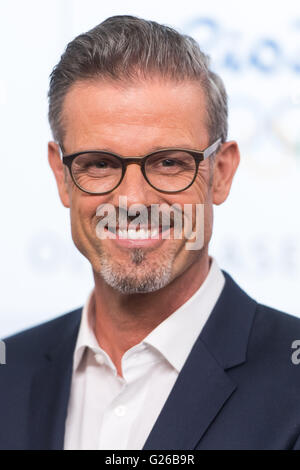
[1,271,300,450]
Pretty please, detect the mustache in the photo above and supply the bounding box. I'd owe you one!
[95,204,186,229]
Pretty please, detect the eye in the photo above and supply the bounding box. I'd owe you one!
[150,156,186,168]
[85,160,109,169]
[161,159,177,167]
[147,152,195,173]
[73,153,122,173]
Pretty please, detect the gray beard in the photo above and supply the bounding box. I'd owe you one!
[98,247,177,294]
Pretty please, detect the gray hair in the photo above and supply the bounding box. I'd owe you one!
[48,15,228,149]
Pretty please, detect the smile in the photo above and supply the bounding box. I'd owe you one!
[105,224,172,237]
[116,228,159,239]
[103,225,174,247]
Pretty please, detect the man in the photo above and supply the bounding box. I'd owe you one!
[1,15,300,450]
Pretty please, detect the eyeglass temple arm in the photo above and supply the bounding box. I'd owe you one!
[203,138,222,160]
[58,143,65,157]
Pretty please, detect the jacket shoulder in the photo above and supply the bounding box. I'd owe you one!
[2,307,82,367]
[252,303,300,342]
[246,302,300,373]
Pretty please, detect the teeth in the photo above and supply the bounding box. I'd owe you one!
[128,229,150,239]
[116,228,159,239]
[118,229,128,238]
[151,228,159,238]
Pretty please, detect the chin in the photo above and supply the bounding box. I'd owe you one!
[95,247,176,294]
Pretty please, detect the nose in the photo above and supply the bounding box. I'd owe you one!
[111,161,156,207]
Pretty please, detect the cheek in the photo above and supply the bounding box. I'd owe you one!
[182,179,213,244]
[191,183,208,203]
[69,191,105,238]
[191,167,211,201]
[171,180,209,209]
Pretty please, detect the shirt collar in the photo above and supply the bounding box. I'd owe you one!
[142,257,225,372]
[73,257,225,373]
[73,289,99,371]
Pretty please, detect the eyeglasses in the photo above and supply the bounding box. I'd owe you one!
[61,138,222,195]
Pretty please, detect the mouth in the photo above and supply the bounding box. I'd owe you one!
[100,224,175,248]
[104,225,172,239]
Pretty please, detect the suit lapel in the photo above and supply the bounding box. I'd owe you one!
[143,337,237,450]
[28,309,82,450]
[143,272,258,450]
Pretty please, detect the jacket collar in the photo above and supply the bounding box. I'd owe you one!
[200,271,257,370]
[28,308,82,450]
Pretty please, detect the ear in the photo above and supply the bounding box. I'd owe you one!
[212,140,240,205]
[48,141,71,208]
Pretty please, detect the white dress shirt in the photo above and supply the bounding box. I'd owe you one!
[64,257,225,450]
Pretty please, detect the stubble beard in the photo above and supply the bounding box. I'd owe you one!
[97,244,178,294]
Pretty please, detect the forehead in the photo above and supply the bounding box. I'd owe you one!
[61,78,209,153]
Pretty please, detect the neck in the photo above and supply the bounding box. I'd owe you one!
[91,252,210,376]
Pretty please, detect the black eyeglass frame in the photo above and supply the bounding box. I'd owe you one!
[61,137,222,195]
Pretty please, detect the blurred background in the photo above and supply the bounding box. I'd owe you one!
[1,0,300,337]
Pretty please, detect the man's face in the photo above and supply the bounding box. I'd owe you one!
[49,78,237,293]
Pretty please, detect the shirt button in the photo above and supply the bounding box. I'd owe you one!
[114,405,126,417]
[95,354,105,365]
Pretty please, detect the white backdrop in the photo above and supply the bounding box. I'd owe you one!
[1,0,300,337]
